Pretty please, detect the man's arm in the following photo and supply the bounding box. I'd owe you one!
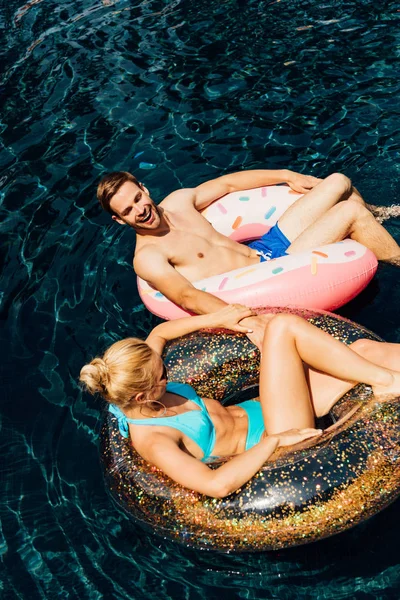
[135,246,228,314]
[146,305,255,355]
[135,246,275,349]
[193,169,321,210]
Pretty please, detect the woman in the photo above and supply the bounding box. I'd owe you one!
[80,307,400,498]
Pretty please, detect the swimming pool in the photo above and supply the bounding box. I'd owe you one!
[1,0,400,597]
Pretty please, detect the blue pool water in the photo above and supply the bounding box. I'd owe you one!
[1,0,400,597]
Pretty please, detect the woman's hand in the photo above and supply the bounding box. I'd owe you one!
[209,304,257,333]
[270,428,322,447]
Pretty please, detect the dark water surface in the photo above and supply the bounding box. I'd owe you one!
[1,0,400,598]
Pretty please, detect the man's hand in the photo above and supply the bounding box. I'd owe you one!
[239,314,275,349]
[286,171,322,194]
[207,304,257,333]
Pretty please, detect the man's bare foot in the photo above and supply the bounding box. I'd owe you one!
[368,204,400,224]
[372,371,400,400]
[382,255,400,267]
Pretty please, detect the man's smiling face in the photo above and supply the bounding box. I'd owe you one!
[110,181,161,231]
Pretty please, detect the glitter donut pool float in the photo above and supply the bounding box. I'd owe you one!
[138,186,378,319]
[100,309,400,553]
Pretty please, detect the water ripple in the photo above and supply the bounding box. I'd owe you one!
[1,0,400,597]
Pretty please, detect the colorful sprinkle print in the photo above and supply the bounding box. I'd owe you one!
[312,251,328,258]
[235,269,256,279]
[239,196,250,202]
[264,206,276,220]
[345,251,356,257]
[232,216,243,229]
[311,255,318,275]
[217,203,227,214]
[155,292,164,298]
[261,187,267,197]
[218,277,229,290]
[272,267,284,275]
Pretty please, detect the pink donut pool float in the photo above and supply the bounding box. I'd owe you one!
[138,186,378,319]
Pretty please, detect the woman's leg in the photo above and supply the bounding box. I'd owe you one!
[259,316,315,434]
[259,314,400,435]
[306,339,400,416]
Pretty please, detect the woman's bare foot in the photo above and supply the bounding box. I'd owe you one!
[372,371,400,400]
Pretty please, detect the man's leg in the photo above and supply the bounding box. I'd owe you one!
[351,186,400,222]
[286,198,400,262]
[277,173,353,242]
[278,173,399,242]
[340,182,400,225]
[368,203,400,223]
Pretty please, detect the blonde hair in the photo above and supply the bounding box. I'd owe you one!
[79,338,157,409]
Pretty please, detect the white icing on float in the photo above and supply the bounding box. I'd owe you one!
[138,186,378,319]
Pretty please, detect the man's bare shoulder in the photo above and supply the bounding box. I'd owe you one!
[134,243,168,277]
[160,188,197,209]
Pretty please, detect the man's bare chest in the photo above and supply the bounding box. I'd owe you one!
[164,228,222,266]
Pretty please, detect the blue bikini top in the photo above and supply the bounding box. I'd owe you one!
[109,382,216,462]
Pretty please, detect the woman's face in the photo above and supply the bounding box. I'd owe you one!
[147,356,168,401]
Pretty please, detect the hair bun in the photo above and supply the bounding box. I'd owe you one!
[80,358,110,396]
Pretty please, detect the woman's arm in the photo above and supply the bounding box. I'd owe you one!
[145,429,321,498]
[146,432,279,498]
[146,305,255,355]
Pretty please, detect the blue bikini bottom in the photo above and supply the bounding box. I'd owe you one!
[238,400,265,450]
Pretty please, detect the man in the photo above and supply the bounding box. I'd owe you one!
[97,168,400,346]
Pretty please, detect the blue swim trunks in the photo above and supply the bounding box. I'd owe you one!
[238,400,265,450]
[248,223,291,262]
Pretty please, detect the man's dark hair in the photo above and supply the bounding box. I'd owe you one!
[97,171,142,216]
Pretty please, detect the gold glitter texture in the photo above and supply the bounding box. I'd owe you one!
[100,309,400,552]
